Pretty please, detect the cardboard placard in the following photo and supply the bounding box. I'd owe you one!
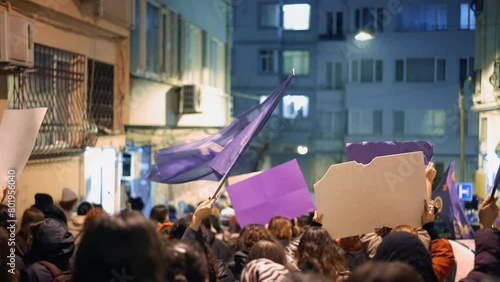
[314,152,427,239]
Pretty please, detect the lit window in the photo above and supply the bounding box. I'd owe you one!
[283,50,310,75]
[460,3,476,30]
[283,4,311,30]
[396,3,447,31]
[282,95,309,119]
[353,7,384,33]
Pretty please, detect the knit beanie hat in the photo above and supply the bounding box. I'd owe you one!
[241,258,289,282]
[374,232,438,282]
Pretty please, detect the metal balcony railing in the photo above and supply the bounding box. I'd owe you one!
[10,44,97,159]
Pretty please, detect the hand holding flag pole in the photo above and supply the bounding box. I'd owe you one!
[490,164,500,199]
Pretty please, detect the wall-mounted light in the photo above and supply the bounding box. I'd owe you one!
[354,30,375,41]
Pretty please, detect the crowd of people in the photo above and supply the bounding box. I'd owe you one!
[0,180,499,282]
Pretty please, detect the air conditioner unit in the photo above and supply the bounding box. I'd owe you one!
[489,60,500,90]
[0,11,34,70]
[180,84,203,114]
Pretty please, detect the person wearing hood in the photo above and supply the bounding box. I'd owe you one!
[21,218,75,282]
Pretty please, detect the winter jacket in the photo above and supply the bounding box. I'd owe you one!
[228,250,248,281]
[422,222,456,282]
[182,227,236,282]
[206,230,232,262]
[20,218,75,282]
[459,228,500,282]
[67,215,85,244]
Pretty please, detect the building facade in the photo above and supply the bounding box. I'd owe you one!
[232,0,478,187]
[470,0,500,199]
[125,0,233,211]
[0,0,132,217]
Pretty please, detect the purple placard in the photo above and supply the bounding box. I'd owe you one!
[226,159,315,228]
[346,141,434,165]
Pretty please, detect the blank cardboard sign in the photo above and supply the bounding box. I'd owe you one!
[314,152,427,239]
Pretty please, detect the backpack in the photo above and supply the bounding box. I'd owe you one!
[38,261,72,282]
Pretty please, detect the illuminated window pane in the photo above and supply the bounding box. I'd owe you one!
[282,95,309,119]
[283,4,311,30]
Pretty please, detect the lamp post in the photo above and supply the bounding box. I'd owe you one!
[459,76,472,182]
[459,78,465,182]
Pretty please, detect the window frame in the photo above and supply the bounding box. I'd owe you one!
[282,50,311,76]
[259,2,281,29]
[394,58,447,83]
[352,7,384,33]
[459,3,476,30]
[350,59,383,83]
[258,49,279,74]
[348,109,383,136]
[395,3,448,32]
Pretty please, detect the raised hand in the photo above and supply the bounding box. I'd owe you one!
[479,195,499,229]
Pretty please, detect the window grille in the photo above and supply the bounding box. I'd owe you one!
[88,59,114,132]
[9,44,97,159]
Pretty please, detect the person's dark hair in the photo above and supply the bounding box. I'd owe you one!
[338,235,363,253]
[60,199,78,211]
[164,240,209,282]
[246,239,286,265]
[77,202,93,216]
[149,204,169,224]
[348,261,424,282]
[0,204,11,229]
[295,227,347,280]
[268,216,293,242]
[237,224,273,252]
[210,215,222,233]
[374,232,438,282]
[73,211,164,282]
[128,197,145,212]
[169,215,219,282]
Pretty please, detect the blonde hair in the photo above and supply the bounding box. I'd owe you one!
[391,225,417,235]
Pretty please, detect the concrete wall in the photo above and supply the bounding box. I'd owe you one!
[0,0,130,215]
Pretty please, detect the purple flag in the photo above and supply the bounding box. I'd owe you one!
[146,73,294,184]
[432,162,474,239]
[226,159,315,228]
[346,141,434,165]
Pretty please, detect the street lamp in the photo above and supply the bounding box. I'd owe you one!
[354,30,375,41]
[459,76,473,182]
